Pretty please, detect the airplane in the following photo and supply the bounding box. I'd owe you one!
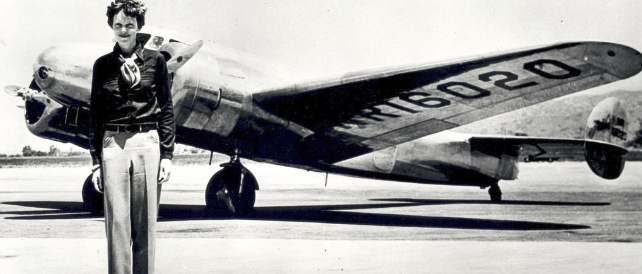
[4,26,641,215]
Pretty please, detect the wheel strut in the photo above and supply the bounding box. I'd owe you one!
[488,183,502,203]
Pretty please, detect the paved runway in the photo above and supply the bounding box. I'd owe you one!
[1,162,641,273]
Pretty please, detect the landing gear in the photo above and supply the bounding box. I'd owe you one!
[81,174,104,214]
[205,156,258,215]
[488,183,502,203]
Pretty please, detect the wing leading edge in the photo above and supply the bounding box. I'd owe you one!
[254,42,642,164]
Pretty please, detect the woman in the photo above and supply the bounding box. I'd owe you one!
[89,1,175,273]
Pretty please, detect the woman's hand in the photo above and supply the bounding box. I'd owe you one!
[158,159,172,184]
[91,165,103,193]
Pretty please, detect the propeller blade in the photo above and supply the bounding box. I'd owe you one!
[167,40,203,73]
[5,79,41,99]
[4,85,24,97]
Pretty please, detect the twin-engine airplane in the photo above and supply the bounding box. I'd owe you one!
[5,26,641,215]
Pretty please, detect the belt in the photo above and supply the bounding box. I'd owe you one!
[104,123,157,133]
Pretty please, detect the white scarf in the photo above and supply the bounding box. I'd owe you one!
[118,53,141,88]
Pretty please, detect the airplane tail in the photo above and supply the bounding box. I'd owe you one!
[584,97,628,179]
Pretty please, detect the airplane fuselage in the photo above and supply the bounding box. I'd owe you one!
[26,37,514,187]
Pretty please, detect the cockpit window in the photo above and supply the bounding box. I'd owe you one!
[147,36,165,50]
[137,29,191,61]
[140,34,189,58]
[138,33,179,51]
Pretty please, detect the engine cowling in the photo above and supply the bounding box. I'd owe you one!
[584,97,627,179]
[19,80,91,149]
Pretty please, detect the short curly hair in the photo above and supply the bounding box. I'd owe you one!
[106,0,147,29]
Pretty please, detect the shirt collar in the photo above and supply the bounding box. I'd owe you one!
[112,39,145,59]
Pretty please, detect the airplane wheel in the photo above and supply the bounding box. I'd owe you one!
[489,184,502,203]
[81,174,104,215]
[205,166,257,215]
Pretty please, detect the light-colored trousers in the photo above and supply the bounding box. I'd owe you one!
[102,130,161,274]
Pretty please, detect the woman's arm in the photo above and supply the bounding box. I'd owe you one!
[89,59,105,166]
[155,54,176,161]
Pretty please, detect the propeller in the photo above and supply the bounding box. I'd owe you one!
[4,79,41,99]
[4,85,29,109]
[4,85,26,97]
[167,40,203,73]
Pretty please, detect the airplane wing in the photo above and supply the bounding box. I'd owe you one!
[468,136,627,162]
[253,42,642,163]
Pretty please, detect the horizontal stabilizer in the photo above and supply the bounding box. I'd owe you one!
[468,136,627,161]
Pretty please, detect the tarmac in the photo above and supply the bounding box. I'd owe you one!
[1,162,641,273]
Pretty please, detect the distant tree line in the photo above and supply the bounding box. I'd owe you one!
[0,145,87,158]
[21,145,57,157]
[20,146,45,157]
[1,144,207,158]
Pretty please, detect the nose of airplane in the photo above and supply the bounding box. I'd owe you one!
[32,42,112,105]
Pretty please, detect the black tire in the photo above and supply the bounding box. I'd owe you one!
[205,167,256,215]
[81,174,104,215]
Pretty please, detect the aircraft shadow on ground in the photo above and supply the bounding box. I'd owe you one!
[2,198,602,230]
[2,201,98,219]
[370,198,611,207]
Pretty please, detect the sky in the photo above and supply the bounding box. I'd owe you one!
[1,0,642,154]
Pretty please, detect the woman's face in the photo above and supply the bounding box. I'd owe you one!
[111,10,139,47]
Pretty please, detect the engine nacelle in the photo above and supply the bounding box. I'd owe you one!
[584,97,627,179]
